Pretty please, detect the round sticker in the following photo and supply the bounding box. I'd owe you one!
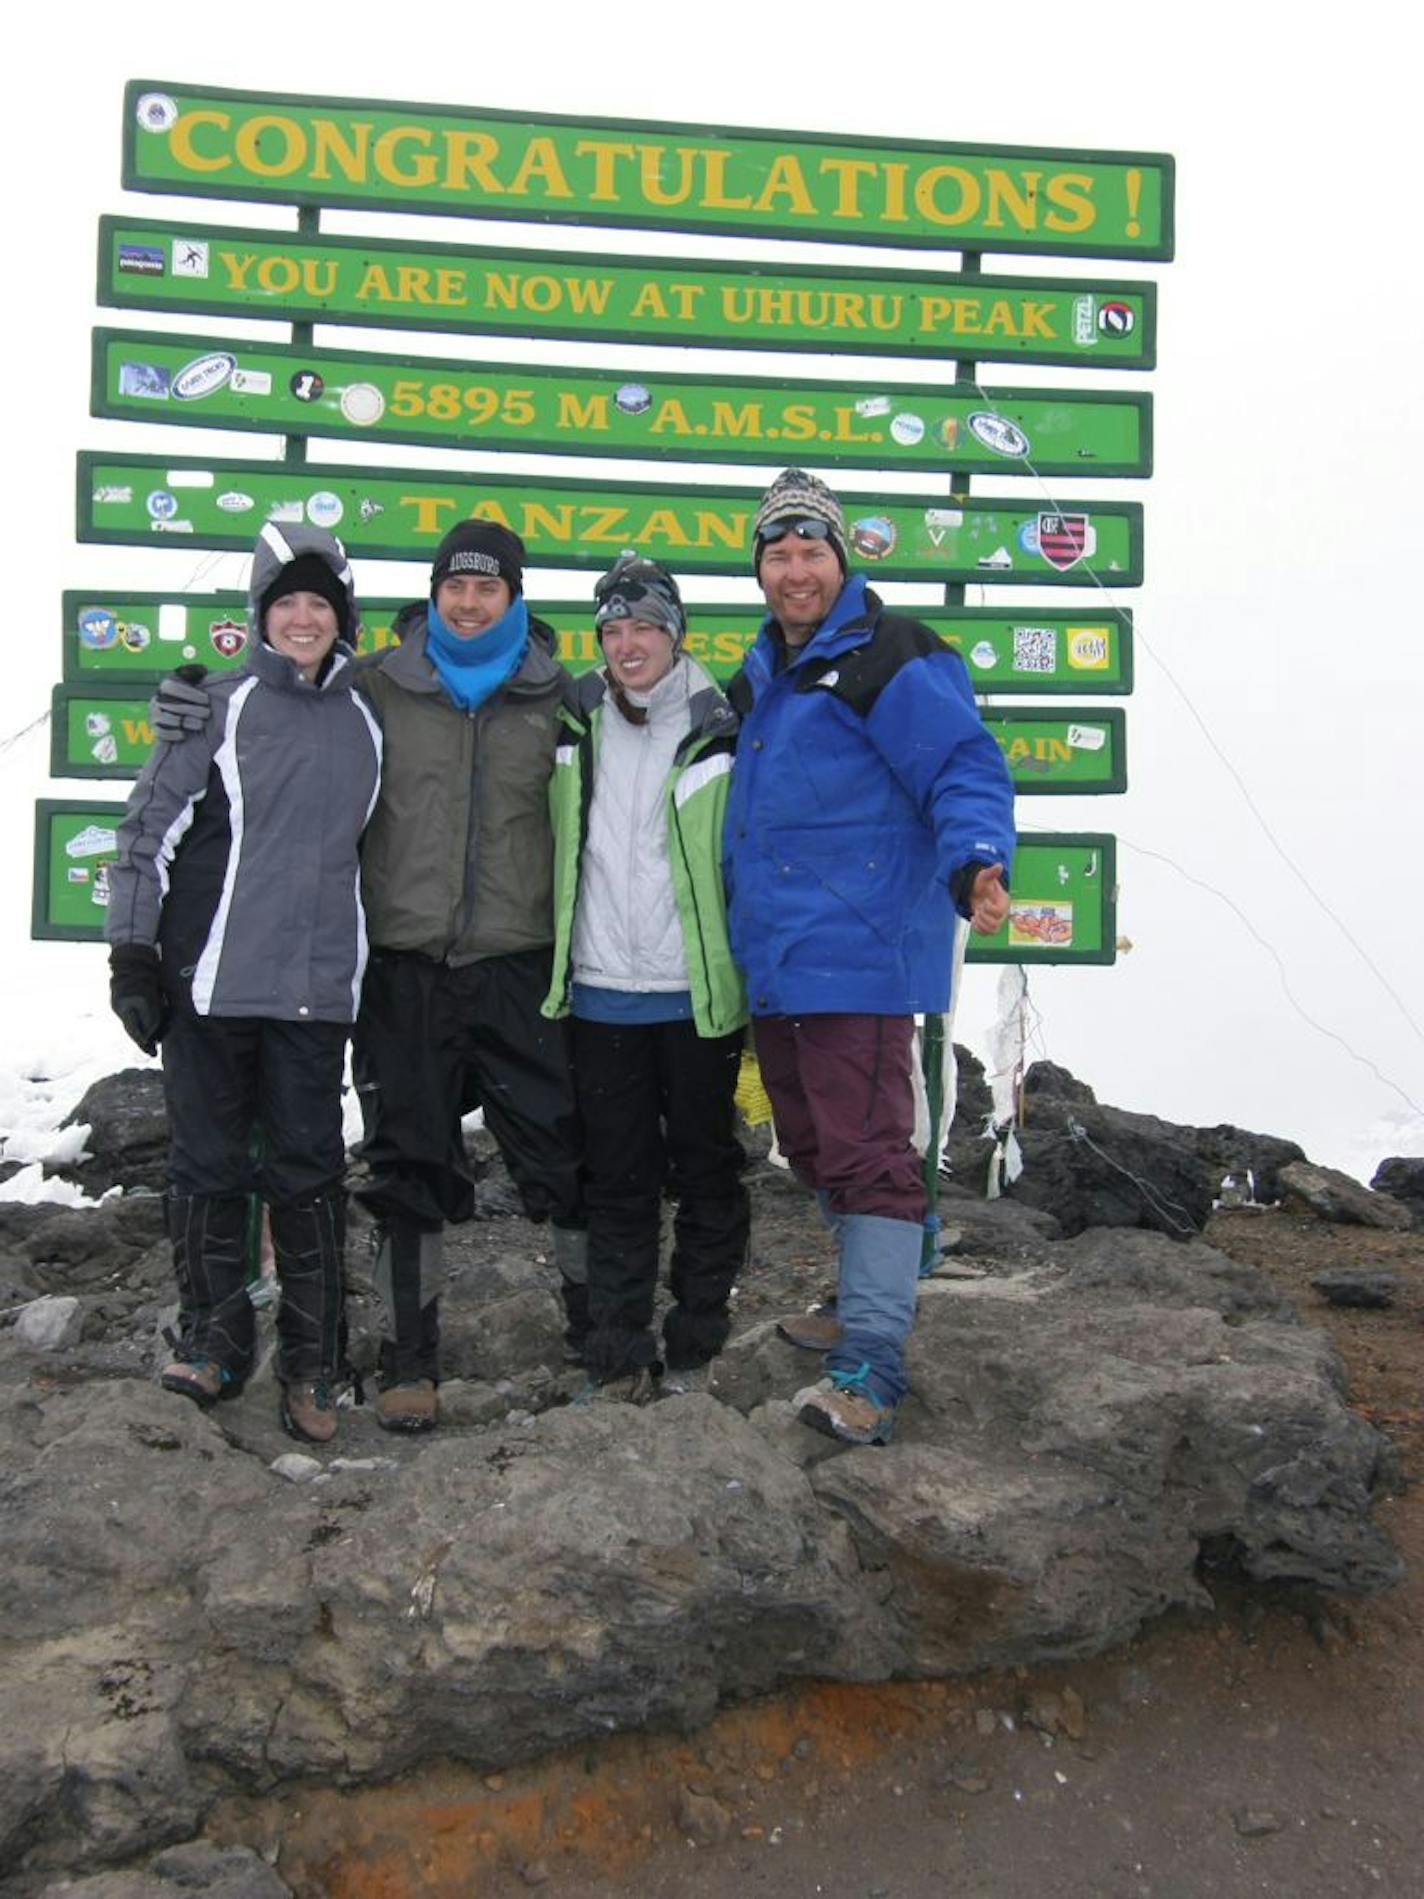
[135,93,178,133]
[290,371,325,403]
[173,353,236,401]
[850,516,897,560]
[340,381,385,426]
[890,412,925,446]
[969,640,997,671]
[968,412,1031,459]
[78,608,119,651]
[217,491,254,514]
[1098,301,1135,338]
[120,621,152,654]
[306,491,344,528]
[1017,519,1041,556]
[616,383,652,416]
[147,491,179,521]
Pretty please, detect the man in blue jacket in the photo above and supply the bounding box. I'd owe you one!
[724,468,1016,1446]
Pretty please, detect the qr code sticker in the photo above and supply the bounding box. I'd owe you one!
[1012,625,1058,674]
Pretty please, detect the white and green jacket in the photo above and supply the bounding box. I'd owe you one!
[543,656,747,1039]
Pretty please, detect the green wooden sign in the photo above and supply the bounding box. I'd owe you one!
[79,455,1144,586]
[94,328,1152,478]
[983,709,1125,793]
[967,833,1117,965]
[64,591,1133,694]
[32,801,126,942]
[53,682,1125,794]
[99,218,1159,370]
[123,84,1173,260]
[34,800,1114,963]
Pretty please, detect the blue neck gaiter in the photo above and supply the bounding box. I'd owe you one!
[426,595,529,710]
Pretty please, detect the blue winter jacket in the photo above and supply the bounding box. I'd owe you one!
[724,575,1015,1017]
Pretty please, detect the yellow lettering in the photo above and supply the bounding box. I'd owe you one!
[667,282,704,321]
[914,164,980,227]
[234,114,306,179]
[400,494,458,536]
[638,508,692,548]
[709,400,763,440]
[434,269,468,306]
[507,135,574,198]
[566,277,615,316]
[557,392,610,431]
[355,263,396,302]
[694,510,747,551]
[483,271,520,312]
[650,399,693,435]
[471,499,514,528]
[779,404,818,442]
[882,162,908,222]
[630,282,671,320]
[638,144,697,207]
[310,118,372,184]
[1021,300,1056,339]
[578,505,628,543]
[574,139,636,202]
[441,129,504,194]
[374,126,439,189]
[257,256,300,295]
[984,168,1041,232]
[120,718,154,746]
[217,251,256,290]
[395,267,436,305]
[1045,171,1096,233]
[700,149,752,209]
[169,109,231,174]
[524,503,577,542]
[753,154,815,216]
[818,156,877,218]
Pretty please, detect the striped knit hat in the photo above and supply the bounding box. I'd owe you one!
[752,468,849,576]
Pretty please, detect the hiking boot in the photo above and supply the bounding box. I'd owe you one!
[586,1366,661,1407]
[795,1370,896,1446]
[777,1309,843,1351]
[160,1359,234,1408]
[375,1378,438,1433]
[282,1379,338,1445]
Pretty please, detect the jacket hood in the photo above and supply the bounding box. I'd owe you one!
[247,523,360,640]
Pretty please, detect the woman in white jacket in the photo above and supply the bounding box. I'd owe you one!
[544,555,748,1400]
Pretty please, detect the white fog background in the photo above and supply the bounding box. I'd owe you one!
[1,2,1418,1188]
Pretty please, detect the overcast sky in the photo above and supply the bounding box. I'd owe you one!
[2,2,1419,1179]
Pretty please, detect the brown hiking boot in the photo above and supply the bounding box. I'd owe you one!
[794,1375,897,1446]
[776,1309,844,1351]
[282,1380,338,1445]
[375,1379,438,1433]
[160,1359,232,1407]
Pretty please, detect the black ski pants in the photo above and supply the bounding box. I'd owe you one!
[572,1015,748,1379]
[353,946,584,1231]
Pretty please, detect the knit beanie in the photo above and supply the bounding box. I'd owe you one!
[430,520,526,598]
[752,468,849,576]
[259,551,352,642]
[593,551,686,647]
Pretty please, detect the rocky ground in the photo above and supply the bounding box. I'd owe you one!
[2,1058,1420,1897]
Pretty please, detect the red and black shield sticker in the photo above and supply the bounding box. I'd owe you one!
[1037,512,1089,572]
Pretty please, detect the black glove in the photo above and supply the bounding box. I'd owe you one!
[109,945,168,1056]
[149,664,212,742]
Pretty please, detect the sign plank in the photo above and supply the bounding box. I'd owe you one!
[123,84,1173,260]
[52,683,1126,794]
[94,328,1154,474]
[99,218,1159,369]
[93,328,1151,477]
[62,591,1133,694]
[34,800,1115,964]
[79,455,1144,586]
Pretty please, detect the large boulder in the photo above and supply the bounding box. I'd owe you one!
[58,1070,170,1197]
[1370,1156,1424,1226]
[1280,1160,1415,1230]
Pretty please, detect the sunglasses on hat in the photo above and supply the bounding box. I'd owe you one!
[758,515,834,545]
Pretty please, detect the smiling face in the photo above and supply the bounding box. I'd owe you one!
[264,591,340,681]
[600,616,678,693]
[435,572,515,639]
[757,534,843,646]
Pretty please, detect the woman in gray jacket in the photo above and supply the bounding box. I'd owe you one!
[105,524,382,1444]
